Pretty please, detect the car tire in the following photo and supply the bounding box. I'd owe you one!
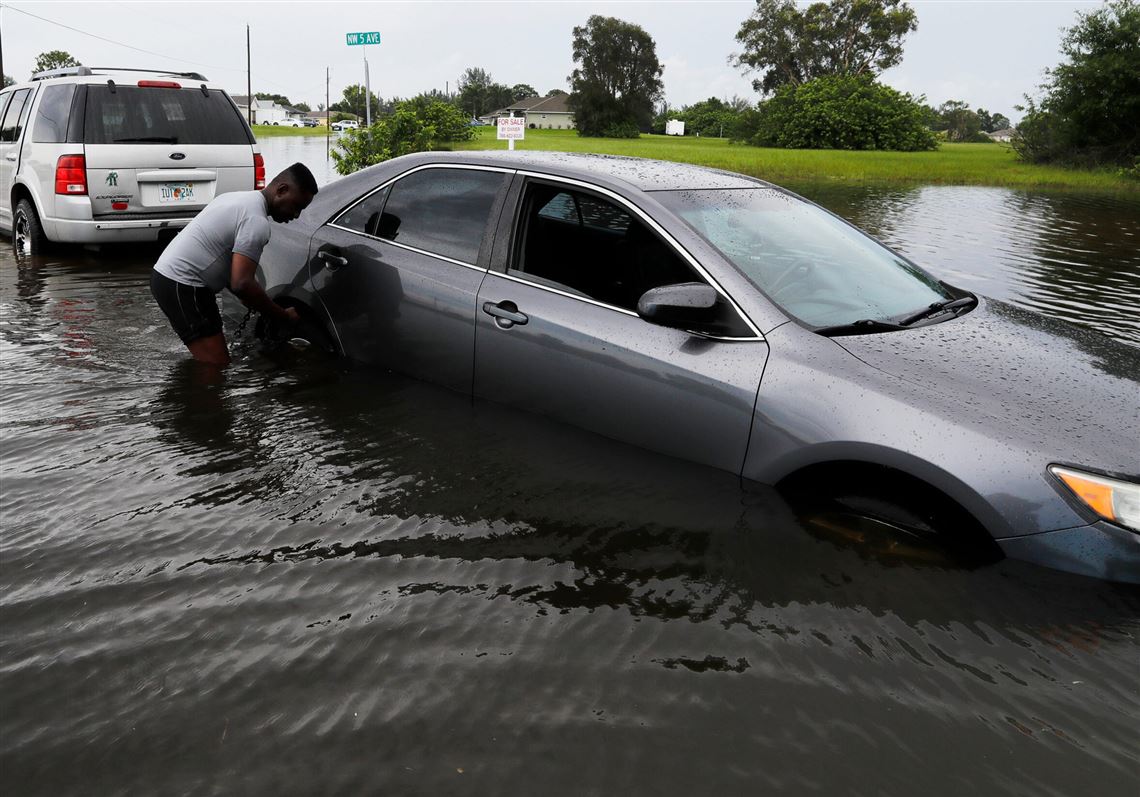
[255,306,337,356]
[14,198,48,256]
[780,468,1002,566]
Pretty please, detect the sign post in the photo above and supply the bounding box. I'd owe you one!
[345,31,381,127]
[497,114,525,151]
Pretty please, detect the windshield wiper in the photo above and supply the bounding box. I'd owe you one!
[113,136,178,143]
[897,296,977,327]
[815,318,905,337]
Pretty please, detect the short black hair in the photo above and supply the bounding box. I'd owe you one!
[274,162,319,195]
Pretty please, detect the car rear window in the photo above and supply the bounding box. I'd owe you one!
[84,86,252,145]
[32,84,77,143]
[377,168,504,264]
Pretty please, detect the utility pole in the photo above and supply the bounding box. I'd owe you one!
[363,45,371,127]
[246,25,252,126]
[1,7,6,89]
[326,67,330,161]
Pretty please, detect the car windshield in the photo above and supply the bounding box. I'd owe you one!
[656,188,953,329]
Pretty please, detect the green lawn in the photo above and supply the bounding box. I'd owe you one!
[452,128,1137,193]
[251,124,330,137]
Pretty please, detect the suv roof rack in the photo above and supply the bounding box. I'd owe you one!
[87,67,209,81]
[29,66,209,83]
[30,66,93,81]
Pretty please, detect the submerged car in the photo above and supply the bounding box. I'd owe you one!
[252,151,1140,583]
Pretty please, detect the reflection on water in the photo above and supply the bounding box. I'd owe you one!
[1,161,1139,795]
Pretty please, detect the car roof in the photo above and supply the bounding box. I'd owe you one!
[7,68,223,90]
[399,150,766,192]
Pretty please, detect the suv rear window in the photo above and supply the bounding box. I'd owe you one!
[84,86,252,145]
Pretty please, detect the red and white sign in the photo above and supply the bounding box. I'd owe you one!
[496,116,526,140]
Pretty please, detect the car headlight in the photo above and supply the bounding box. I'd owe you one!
[1050,466,1140,533]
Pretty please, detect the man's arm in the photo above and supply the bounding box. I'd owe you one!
[229,253,299,323]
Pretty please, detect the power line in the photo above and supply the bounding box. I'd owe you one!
[1,2,246,74]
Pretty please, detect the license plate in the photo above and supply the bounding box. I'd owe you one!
[158,183,196,203]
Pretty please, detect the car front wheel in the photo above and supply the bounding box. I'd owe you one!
[14,198,48,256]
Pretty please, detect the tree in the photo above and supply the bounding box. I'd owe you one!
[734,74,936,151]
[457,67,513,117]
[332,98,474,175]
[679,97,740,137]
[732,0,917,95]
[511,84,539,101]
[974,108,1011,133]
[1014,0,1139,168]
[938,100,982,141]
[330,84,382,119]
[33,50,80,75]
[569,15,664,137]
[2,74,13,88]
[546,88,568,96]
[255,92,292,106]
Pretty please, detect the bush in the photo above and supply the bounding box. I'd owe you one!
[1013,0,1140,168]
[602,121,641,138]
[743,75,937,151]
[332,99,473,175]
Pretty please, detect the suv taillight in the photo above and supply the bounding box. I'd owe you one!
[55,155,88,195]
[253,152,266,189]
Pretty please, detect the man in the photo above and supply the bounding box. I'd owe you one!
[150,162,319,365]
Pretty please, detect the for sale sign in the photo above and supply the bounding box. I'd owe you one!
[497,117,526,140]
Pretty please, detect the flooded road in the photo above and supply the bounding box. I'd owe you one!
[2,139,1138,796]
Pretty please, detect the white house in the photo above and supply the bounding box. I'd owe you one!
[480,94,575,130]
[988,128,1016,143]
[665,119,685,136]
[230,96,302,125]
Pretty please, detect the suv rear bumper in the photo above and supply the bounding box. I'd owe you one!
[46,215,194,243]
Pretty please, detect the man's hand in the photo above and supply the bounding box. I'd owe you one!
[230,252,298,323]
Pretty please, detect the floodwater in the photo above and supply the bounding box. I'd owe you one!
[2,136,1138,796]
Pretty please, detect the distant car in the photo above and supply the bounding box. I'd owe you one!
[272,118,304,127]
[301,119,320,128]
[2,65,262,253]
[331,120,360,132]
[252,151,1140,584]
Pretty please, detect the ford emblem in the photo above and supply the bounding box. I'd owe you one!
[169,152,186,160]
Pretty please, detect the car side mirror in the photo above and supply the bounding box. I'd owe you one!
[637,282,718,331]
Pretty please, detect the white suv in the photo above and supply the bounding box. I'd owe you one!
[1,66,264,253]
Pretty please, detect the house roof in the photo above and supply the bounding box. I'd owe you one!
[989,128,1016,137]
[485,93,573,117]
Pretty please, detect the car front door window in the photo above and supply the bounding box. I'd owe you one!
[512,183,709,313]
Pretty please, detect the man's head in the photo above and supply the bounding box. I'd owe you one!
[263,163,318,223]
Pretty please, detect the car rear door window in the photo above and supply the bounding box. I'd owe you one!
[32,84,77,143]
[333,185,391,237]
[377,168,504,264]
[0,89,31,142]
[84,86,252,145]
[513,182,701,311]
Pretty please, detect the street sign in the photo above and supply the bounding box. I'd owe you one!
[346,32,381,46]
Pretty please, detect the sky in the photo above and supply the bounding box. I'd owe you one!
[0,0,1104,121]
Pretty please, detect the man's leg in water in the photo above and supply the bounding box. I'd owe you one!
[186,332,231,365]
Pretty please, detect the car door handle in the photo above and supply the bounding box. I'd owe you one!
[318,250,348,270]
[4,153,15,162]
[482,300,528,328]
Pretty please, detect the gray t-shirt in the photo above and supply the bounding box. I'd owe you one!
[154,191,271,292]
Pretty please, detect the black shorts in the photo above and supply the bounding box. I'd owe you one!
[150,270,223,344]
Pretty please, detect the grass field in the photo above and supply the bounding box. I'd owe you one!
[453,128,1137,193]
[251,124,329,137]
